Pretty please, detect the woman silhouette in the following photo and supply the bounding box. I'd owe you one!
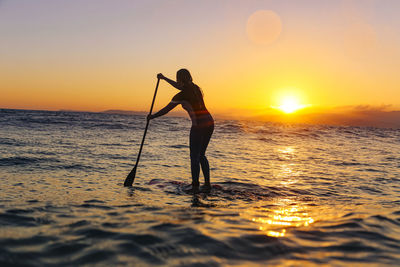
[147,69,214,193]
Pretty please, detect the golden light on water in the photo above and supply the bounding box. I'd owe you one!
[277,147,295,160]
[273,147,300,186]
[248,146,314,237]
[245,204,314,238]
[265,229,286,238]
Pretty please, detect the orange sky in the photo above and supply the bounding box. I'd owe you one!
[1,0,400,120]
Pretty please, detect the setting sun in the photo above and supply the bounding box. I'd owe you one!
[274,95,308,114]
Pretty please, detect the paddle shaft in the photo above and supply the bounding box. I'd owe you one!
[134,78,160,167]
[124,78,160,186]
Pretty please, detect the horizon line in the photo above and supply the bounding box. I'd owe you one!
[2,106,400,129]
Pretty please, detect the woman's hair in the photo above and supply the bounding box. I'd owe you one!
[176,68,193,85]
[177,68,203,97]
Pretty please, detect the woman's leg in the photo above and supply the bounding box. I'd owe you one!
[199,124,214,186]
[189,126,201,188]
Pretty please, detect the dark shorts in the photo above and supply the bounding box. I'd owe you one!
[189,123,214,158]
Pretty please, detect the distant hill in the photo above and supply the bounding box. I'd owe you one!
[251,106,400,129]
[101,110,147,115]
[101,109,187,118]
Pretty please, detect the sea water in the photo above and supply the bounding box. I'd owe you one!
[1,109,399,266]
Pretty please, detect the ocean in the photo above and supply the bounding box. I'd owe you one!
[1,108,399,266]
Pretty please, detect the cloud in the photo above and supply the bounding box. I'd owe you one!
[250,105,400,129]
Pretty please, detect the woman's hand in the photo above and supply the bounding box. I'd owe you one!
[157,73,164,80]
[147,114,153,121]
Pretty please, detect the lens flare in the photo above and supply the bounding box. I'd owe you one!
[246,10,282,45]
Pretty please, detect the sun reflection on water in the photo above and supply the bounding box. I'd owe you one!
[243,144,315,237]
[245,203,314,238]
[277,146,295,156]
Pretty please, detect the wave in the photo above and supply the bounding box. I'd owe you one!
[0,202,399,266]
[148,179,287,202]
[289,213,400,264]
[0,156,60,167]
[0,137,24,147]
[216,121,244,133]
[0,156,106,172]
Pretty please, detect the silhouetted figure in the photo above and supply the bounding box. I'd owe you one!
[147,69,214,193]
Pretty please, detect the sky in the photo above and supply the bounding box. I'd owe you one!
[1,0,400,123]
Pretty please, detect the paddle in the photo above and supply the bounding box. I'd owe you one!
[124,78,160,187]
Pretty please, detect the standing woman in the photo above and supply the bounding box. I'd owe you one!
[147,69,214,193]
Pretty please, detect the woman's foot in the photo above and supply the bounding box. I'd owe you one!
[200,183,211,193]
[184,183,200,194]
[190,185,200,194]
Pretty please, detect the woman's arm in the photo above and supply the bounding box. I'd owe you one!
[158,73,183,91]
[148,101,178,120]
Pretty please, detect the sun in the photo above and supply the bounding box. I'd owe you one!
[274,95,308,114]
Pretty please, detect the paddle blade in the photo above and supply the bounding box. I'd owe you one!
[124,166,137,187]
